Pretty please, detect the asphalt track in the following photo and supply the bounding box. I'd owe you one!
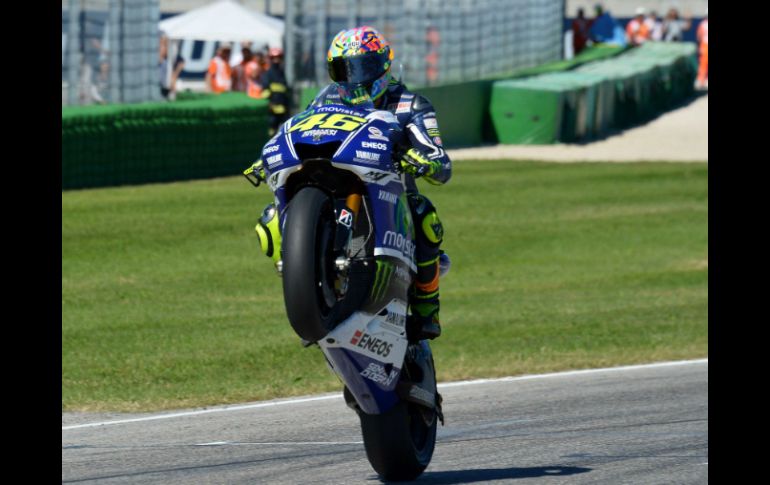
[62,359,707,484]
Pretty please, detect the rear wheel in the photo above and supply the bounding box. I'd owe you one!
[359,399,437,481]
[282,187,341,342]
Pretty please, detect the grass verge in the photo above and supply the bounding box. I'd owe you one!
[62,160,707,412]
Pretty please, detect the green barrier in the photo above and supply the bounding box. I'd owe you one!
[488,81,565,144]
[297,45,629,148]
[490,42,698,144]
[62,93,271,190]
[63,45,630,189]
[299,81,491,147]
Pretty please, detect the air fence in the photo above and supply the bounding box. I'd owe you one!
[62,0,161,106]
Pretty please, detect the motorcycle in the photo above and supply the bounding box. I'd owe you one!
[244,101,444,481]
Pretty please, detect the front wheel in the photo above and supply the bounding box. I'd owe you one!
[359,399,437,481]
[282,186,341,342]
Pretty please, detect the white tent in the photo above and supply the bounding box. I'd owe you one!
[159,0,284,47]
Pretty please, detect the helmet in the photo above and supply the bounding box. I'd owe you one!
[327,26,394,105]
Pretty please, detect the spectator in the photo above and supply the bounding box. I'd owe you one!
[572,8,594,55]
[646,11,663,41]
[661,8,692,42]
[589,4,626,46]
[232,46,254,93]
[205,43,232,94]
[260,47,290,136]
[159,34,185,100]
[626,7,651,46]
[696,8,708,90]
[245,51,264,99]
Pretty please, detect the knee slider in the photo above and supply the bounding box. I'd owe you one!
[421,210,443,245]
[255,203,282,262]
[407,193,443,246]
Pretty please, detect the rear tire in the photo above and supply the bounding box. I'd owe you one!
[282,187,341,342]
[359,400,437,481]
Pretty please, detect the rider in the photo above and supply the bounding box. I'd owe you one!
[248,26,451,341]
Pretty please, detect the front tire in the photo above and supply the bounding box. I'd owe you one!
[282,187,341,342]
[359,400,437,481]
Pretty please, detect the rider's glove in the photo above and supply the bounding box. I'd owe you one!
[243,159,266,187]
[399,148,442,180]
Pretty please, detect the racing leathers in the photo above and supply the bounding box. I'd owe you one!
[309,78,451,340]
[248,78,451,340]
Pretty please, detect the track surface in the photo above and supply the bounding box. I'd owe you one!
[62,360,708,484]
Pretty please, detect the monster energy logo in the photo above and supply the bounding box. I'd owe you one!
[395,193,413,237]
[371,260,394,301]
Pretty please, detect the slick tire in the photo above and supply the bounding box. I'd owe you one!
[282,187,343,342]
[359,400,437,481]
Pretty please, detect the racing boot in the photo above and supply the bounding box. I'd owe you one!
[410,288,441,340]
[254,202,282,268]
[408,257,442,340]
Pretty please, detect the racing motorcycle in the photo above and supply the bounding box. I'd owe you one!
[244,101,444,481]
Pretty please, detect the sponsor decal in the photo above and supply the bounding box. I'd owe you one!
[394,265,410,284]
[318,105,360,115]
[361,141,388,150]
[367,126,390,141]
[423,117,438,129]
[395,102,411,114]
[383,230,416,259]
[263,144,280,154]
[350,329,364,345]
[268,173,280,190]
[371,260,393,301]
[265,154,282,166]
[301,128,339,138]
[434,136,443,145]
[385,311,406,329]
[363,170,390,182]
[427,128,441,138]
[338,209,353,227]
[378,190,398,204]
[355,151,381,162]
[360,362,399,386]
[349,331,393,357]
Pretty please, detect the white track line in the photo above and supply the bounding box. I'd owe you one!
[62,358,706,431]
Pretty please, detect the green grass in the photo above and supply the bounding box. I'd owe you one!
[62,161,708,412]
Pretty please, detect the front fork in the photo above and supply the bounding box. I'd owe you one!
[255,191,363,271]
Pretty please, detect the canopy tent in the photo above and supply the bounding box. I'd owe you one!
[158,0,284,47]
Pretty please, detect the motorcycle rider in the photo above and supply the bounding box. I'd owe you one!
[247,26,450,341]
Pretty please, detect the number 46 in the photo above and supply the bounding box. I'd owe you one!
[288,113,367,133]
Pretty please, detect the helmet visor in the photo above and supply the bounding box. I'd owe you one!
[328,50,389,84]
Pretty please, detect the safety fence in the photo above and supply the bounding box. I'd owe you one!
[61,44,695,190]
[62,0,161,106]
[285,0,565,90]
[62,45,627,190]
[62,93,270,189]
[489,42,698,144]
